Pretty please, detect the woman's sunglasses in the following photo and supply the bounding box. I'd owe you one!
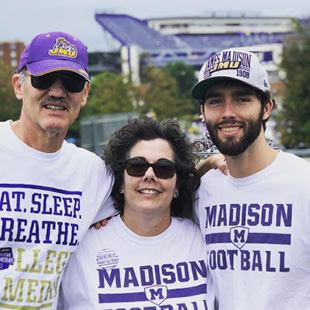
[125,157,177,179]
[30,71,86,93]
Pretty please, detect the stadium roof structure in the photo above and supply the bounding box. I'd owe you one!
[95,14,183,50]
[95,13,291,68]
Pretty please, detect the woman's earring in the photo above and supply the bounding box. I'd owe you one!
[119,187,124,194]
[174,190,179,198]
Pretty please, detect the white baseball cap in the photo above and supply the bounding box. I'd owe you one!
[191,49,270,100]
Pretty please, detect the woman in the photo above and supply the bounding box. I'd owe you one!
[60,117,215,309]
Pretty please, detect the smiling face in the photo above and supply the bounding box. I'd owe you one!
[200,80,269,156]
[12,70,89,137]
[122,138,178,221]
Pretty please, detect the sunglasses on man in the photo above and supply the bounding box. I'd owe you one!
[125,157,177,179]
[29,71,87,93]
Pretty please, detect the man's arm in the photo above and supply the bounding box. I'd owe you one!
[196,153,228,177]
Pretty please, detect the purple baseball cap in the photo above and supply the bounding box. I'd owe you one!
[18,31,89,81]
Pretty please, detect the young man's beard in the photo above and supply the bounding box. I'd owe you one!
[205,108,264,156]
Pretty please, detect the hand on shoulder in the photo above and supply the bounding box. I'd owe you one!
[197,153,228,177]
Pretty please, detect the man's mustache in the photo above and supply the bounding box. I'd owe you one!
[40,97,70,110]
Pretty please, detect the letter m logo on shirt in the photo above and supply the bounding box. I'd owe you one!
[230,226,249,249]
[144,285,167,305]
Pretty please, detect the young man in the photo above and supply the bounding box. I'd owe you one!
[191,49,310,309]
[0,32,116,309]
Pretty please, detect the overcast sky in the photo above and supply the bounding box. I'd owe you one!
[1,0,309,52]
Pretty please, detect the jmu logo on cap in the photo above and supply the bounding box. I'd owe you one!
[48,37,78,58]
[206,61,241,78]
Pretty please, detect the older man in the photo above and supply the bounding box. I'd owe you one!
[0,32,116,309]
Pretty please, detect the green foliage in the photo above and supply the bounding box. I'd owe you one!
[0,61,21,122]
[165,62,196,98]
[138,66,179,120]
[139,63,198,120]
[83,71,134,116]
[277,18,310,148]
[165,62,200,115]
[68,71,135,138]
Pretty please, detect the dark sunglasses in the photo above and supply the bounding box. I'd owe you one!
[30,71,86,93]
[125,157,177,179]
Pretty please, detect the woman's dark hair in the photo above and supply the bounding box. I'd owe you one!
[103,117,200,219]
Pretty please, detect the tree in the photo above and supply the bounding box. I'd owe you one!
[165,62,200,117]
[68,71,134,138]
[139,64,197,120]
[0,62,21,122]
[138,66,181,120]
[84,71,134,116]
[277,18,310,148]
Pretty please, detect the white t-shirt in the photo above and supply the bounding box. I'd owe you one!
[195,151,310,310]
[61,215,215,310]
[0,121,116,310]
